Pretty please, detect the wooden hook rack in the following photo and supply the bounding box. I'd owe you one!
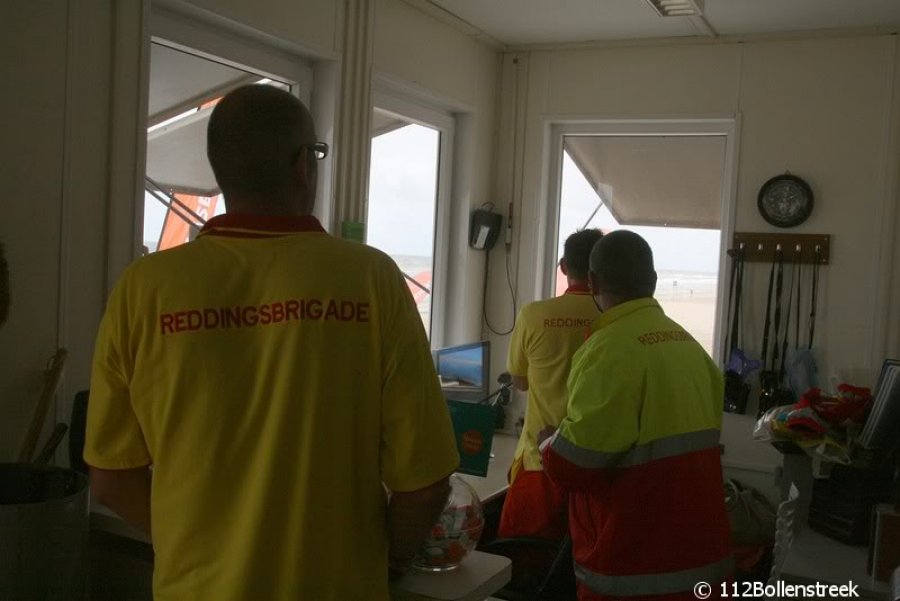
[731,232,830,265]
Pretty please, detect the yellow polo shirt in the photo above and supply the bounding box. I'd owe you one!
[507,286,597,475]
[85,214,459,601]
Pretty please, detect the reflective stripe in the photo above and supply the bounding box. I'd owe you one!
[550,428,720,469]
[575,555,734,597]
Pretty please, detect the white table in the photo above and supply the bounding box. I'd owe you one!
[391,551,512,601]
[457,432,516,503]
[389,433,515,600]
[783,527,891,601]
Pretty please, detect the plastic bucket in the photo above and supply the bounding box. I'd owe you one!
[0,463,89,600]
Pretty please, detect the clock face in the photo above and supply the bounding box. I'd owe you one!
[758,175,813,228]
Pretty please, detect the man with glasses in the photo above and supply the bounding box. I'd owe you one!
[86,85,459,601]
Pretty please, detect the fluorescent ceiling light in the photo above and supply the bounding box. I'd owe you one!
[644,0,704,17]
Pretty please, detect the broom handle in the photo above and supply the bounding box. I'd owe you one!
[18,348,67,463]
[34,423,69,465]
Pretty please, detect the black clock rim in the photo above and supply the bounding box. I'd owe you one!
[757,174,814,228]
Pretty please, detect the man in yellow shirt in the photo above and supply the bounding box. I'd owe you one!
[85,85,459,601]
[498,228,602,540]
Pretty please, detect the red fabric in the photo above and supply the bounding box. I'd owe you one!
[498,469,568,540]
[543,443,732,594]
[565,283,592,295]
[199,213,325,236]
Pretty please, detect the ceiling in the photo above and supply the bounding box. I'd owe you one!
[423,0,900,47]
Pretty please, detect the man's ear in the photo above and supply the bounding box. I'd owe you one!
[559,258,569,277]
[293,149,311,187]
[588,271,600,295]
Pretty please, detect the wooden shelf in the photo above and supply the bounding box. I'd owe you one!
[731,232,830,265]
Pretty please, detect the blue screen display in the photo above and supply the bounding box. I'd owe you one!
[436,344,485,388]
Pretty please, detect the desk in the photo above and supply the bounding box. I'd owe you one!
[457,432,516,503]
[391,552,512,601]
[783,527,891,601]
[90,431,518,601]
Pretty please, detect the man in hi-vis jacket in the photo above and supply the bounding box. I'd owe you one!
[542,230,732,601]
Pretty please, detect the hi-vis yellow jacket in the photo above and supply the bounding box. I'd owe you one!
[543,298,732,601]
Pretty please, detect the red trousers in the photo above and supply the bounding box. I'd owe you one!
[498,468,568,540]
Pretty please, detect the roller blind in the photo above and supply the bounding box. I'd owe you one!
[563,134,726,230]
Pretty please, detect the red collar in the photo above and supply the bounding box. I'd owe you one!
[198,213,326,239]
[564,283,591,295]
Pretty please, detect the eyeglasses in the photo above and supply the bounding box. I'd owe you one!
[299,142,329,161]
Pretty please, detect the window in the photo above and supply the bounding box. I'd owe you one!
[143,9,313,255]
[548,121,738,358]
[366,97,454,340]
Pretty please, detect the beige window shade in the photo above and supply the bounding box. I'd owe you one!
[372,109,409,138]
[563,135,726,230]
[146,43,263,196]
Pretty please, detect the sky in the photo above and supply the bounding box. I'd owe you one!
[558,152,721,274]
[366,123,440,258]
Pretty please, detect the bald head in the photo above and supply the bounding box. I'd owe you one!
[207,84,318,213]
[589,230,657,305]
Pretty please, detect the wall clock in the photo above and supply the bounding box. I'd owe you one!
[757,173,814,228]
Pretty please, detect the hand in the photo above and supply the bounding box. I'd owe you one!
[537,426,556,447]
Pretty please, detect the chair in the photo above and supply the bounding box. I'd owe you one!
[477,535,576,601]
[767,483,800,596]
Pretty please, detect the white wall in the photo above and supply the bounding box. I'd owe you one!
[373,0,501,345]
[0,1,147,462]
[0,0,500,461]
[492,33,900,468]
[0,2,69,460]
[173,0,339,56]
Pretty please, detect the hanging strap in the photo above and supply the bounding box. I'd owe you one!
[770,247,785,372]
[734,250,745,350]
[808,247,821,349]
[723,248,740,363]
[779,249,798,379]
[794,253,801,350]
[728,247,745,358]
[760,249,777,367]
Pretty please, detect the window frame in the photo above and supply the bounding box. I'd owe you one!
[141,5,317,256]
[369,88,455,347]
[544,117,740,363]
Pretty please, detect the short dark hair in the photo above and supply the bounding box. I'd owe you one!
[562,229,604,280]
[207,85,309,199]
[589,230,657,299]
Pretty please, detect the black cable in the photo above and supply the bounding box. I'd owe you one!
[482,247,516,336]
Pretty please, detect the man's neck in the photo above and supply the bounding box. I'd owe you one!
[566,277,589,289]
[224,197,310,217]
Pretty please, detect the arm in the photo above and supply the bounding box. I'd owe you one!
[379,263,459,578]
[507,307,530,392]
[542,342,640,492]
[386,475,451,577]
[90,465,152,537]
